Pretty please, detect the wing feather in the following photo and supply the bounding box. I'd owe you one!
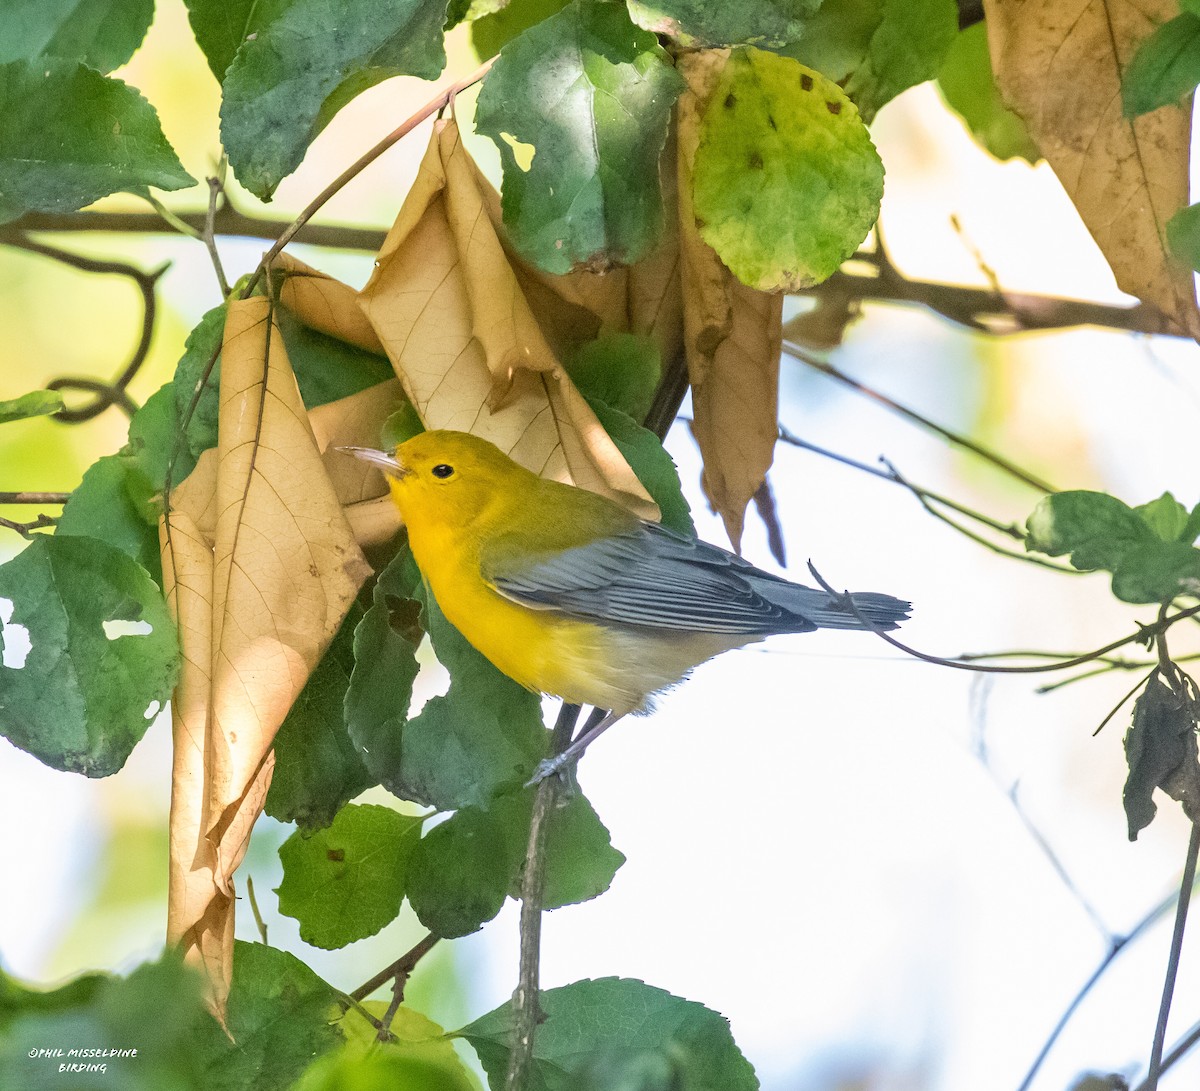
[484,521,908,635]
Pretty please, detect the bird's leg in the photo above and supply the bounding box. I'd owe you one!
[526,709,623,785]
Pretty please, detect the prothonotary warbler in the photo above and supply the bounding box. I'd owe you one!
[345,430,909,779]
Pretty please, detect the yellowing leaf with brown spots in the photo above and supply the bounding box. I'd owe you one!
[358,117,658,520]
[678,49,783,551]
[985,0,1200,339]
[162,297,371,1019]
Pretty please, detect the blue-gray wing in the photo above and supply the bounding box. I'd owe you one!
[484,521,909,635]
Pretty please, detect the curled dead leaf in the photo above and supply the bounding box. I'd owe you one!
[162,297,370,1019]
[986,0,1200,340]
[677,50,783,551]
[358,116,658,519]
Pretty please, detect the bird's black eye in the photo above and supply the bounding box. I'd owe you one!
[431,463,455,479]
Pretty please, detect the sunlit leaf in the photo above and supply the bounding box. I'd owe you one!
[459,977,758,1090]
[475,0,684,274]
[693,48,883,292]
[0,59,195,223]
[277,803,423,948]
[0,535,179,777]
[0,389,62,425]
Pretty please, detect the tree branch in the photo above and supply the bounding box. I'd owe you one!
[348,931,440,1003]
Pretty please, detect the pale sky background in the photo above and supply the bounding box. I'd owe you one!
[2,4,1200,1089]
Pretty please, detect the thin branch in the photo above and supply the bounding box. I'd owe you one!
[203,167,231,298]
[0,492,68,504]
[1016,874,1200,1091]
[806,561,1200,675]
[505,703,581,1091]
[0,513,57,538]
[1132,1018,1200,1091]
[782,342,1056,493]
[1,231,165,422]
[1145,822,1200,1091]
[349,931,440,1002]
[10,204,389,252]
[645,346,690,440]
[241,56,497,299]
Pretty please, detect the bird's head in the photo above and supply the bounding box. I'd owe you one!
[341,430,529,529]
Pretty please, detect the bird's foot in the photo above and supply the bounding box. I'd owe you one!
[525,753,579,796]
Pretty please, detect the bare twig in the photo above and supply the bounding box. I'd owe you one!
[1131,1018,1200,1091]
[0,492,69,504]
[1016,873,1200,1091]
[203,165,232,298]
[782,342,1056,493]
[0,512,57,538]
[505,703,581,1091]
[1,232,165,421]
[349,931,439,1003]
[1144,822,1200,1091]
[806,561,1200,675]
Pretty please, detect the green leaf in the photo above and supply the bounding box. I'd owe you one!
[1135,492,1191,542]
[0,59,195,224]
[266,605,378,831]
[459,977,758,1091]
[0,0,154,72]
[0,389,63,425]
[276,803,424,948]
[627,0,819,49]
[475,0,685,274]
[0,535,180,777]
[0,953,208,1091]
[1110,540,1200,605]
[295,1004,484,1091]
[937,22,1039,163]
[842,0,958,123]
[196,942,344,1091]
[407,794,530,937]
[173,304,226,461]
[184,0,287,82]
[345,549,425,798]
[776,0,882,82]
[218,0,449,199]
[539,791,625,909]
[381,401,426,449]
[56,454,162,582]
[693,48,883,291]
[399,584,548,811]
[277,307,395,410]
[1167,201,1200,273]
[1025,491,1155,572]
[472,0,571,58]
[347,547,547,813]
[566,333,661,422]
[1122,12,1200,118]
[585,398,693,535]
[129,380,195,489]
[1122,673,1200,839]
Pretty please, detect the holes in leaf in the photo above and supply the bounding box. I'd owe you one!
[103,619,153,640]
[144,700,161,720]
[499,131,535,171]
[0,598,30,669]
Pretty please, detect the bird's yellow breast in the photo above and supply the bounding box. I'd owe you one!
[406,513,618,706]
[406,511,741,715]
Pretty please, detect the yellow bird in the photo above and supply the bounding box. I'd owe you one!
[346,431,909,779]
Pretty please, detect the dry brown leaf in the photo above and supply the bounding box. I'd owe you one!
[358,117,658,520]
[162,296,370,1019]
[273,252,386,354]
[986,0,1200,339]
[677,50,783,551]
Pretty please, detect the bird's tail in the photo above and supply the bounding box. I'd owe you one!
[793,588,911,631]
